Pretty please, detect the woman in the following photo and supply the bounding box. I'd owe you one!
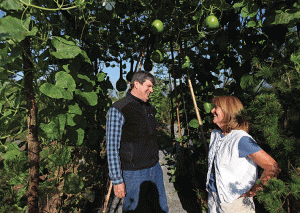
[206,96,281,213]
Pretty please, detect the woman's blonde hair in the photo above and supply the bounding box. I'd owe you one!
[212,96,249,133]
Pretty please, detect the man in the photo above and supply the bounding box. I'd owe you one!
[106,71,169,212]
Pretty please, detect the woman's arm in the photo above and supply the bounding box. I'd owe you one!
[239,149,281,197]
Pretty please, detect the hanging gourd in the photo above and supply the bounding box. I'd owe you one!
[126,56,134,82]
[151,50,163,63]
[116,59,127,91]
[144,46,153,72]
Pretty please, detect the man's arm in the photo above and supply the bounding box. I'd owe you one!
[106,107,126,198]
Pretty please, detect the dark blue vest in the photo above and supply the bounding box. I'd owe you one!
[112,92,159,170]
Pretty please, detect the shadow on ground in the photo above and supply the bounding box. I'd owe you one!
[123,181,166,213]
[157,126,206,212]
[173,174,204,213]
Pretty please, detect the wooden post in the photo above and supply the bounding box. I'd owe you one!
[179,40,208,155]
[134,38,148,73]
[170,39,182,145]
[102,181,113,213]
[186,71,209,155]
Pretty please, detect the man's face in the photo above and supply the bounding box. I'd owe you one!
[135,80,154,102]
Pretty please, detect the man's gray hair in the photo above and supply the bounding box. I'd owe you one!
[130,71,156,90]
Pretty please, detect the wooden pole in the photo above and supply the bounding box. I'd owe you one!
[186,70,209,155]
[168,73,175,140]
[138,50,146,71]
[102,181,113,213]
[134,38,147,73]
[179,41,208,156]
[170,39,182,143]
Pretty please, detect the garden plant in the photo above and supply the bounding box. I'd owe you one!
[1,0,300,212]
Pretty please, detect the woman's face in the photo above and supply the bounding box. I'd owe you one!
[211,105,225,128]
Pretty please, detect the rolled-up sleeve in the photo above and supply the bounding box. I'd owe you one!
[106,107,125,185]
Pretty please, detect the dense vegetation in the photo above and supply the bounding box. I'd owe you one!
[1,0,300,212]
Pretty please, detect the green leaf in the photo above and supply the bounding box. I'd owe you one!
[55,71,76,91]
[63,64,70,73]
[68,103,82,115]
[0,68,9,80]
[291,53,300,64]
[274,10,300,25]
[189,119,200,129]
[0,42,8,56]
[1,149,20,160]
[0,14,31,42]
[40,83,63,99]
[240,74,254,90]
[66,127,85,145]
[80,50,91,64]
[40,83,73,100]
[233,1,244,9]
[96,72,106,82]
[48,146,72,166]
[247,20,256,27]
[164,154,171,159]
[51,36,82,59]
[0,145,6,152]
[63,172,84,194]
[248,2,258,18]
[182,56,190,69]
[75,0,86,9]
[241,6,248,18]
[0,0,22,11]
[220,2,231,10]
[75,89,98,106]
[39,114,67,139]
[67,103,82,126]
[170,176,176,183]
[9,172,26,185]
[77,74,96,86]
[27,26,38,36]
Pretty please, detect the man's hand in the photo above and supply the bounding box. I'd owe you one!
[113,182,126,198]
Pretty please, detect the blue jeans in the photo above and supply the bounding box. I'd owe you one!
[122,162,169,212]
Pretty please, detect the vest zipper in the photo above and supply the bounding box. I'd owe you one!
[130,142,134,168]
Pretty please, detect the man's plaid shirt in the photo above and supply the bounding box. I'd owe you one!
[106,107,125,185]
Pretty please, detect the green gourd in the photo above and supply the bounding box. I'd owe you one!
[151,50,163,63]
[126,56,134,82]
[116,59,127,91]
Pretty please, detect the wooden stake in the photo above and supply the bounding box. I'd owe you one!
[138,50,146,71]
[102,181,113,213]
[170,39,182,143]
[134,38,148,73]
[186,70,208,156]
[179,40,208,155]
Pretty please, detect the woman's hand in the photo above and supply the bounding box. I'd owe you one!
[238,149,281,199]
[238,184,263,198]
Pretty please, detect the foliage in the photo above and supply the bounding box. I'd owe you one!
[150,70,171,124]
[1,0,300,211]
